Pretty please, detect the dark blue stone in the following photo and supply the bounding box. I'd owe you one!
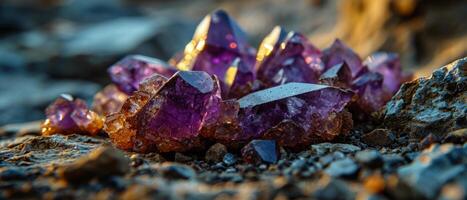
[241,140,278,164]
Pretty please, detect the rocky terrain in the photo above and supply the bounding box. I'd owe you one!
[1,0,466,199]
[1,58,465,200]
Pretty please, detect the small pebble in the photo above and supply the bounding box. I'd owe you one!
[223,153,237,166]
[205,143,228,163]
[355,150,383,168]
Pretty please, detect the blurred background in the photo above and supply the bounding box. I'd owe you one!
[0,0,466,125]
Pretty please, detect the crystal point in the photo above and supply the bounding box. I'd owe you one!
[176,10,256,98]
[224,58,255,98]
[323,39,363,77]
[255,26,288,71]
[364,52,412,94]
[351,71,391,114]
[256,32,323,87]
[319,62,353,88]
[178,71,215,93]
[241,140,279,164]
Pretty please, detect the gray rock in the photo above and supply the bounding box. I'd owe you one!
[0,121,41,139]
[0,167,27,181]
[443,128,467,144]
[312,176,354,200]
[325,158,359,178]
[310,143,361,156]
[158,162,196,180]
[398,144,467,199]
[355,150,383,168]
[382,154,405,172]
[0,134,104,168]
[404,152,420,161]
[223,153,237,166]
[205,143,228,163]
[140,152,166,163]
[319,154,336,166]
[59,146,130,183]
[419,134,442,150]
[362,129,396,147]
[384,57,467,139]
[121,184,170,200]
[438,170,467,200]
[285,159,307,175]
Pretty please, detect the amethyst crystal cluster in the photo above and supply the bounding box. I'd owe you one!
[41,10,411,154]
[41,94,103,136]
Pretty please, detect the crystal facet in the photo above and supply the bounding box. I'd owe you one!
[351,72,391,114]
[256,31,324,87]
[42,94,103,136]
[241,140,279,164]
[348,53,413,114]
[105,71,222,152]
[322,39,363,77]
[202,83,354,149]
[223,58,256,98]
[176,10,256,98]
[363,52,412,94]
[92,84,128,116]
[319,62,353,88]
[255,26,287,74]
[104,75,169,151]
[108,55,177,94]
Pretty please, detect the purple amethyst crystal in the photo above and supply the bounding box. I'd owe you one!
[363,52,412,94]
[256,31,324,87]
[42,94,103,136]
[351,72,391,114]
[176,10,256,98]
[223,58,256,98]
[106,71,222,153]
[201,82,354,149]
[255,26,288,72]
[319,62,353,88]
[108,55,177,94]
[347,53,413,114]
[322,39,363,77]
[104,75,169,151]
[241,140,278,164]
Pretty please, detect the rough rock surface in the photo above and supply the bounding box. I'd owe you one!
[384,57,466,140]
[58,146,130,183]
[1,127,466,200]
[398,144,466,199]
[0,134,106,169]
